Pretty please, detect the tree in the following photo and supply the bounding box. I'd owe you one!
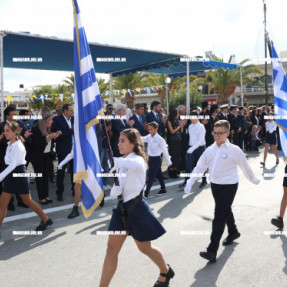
[97,78,109,98]
[144,74,182,107]
[205,56,264,105]
[113,72,147,108]
[63,73,74,91]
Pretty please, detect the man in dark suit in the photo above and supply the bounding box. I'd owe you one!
[111,104,134,157]
[216,104,229,122]
[51,104,74,202]
[228,105,241,146]
[237,106,248,150]
[129,104,148,136]
[146,101,167,137]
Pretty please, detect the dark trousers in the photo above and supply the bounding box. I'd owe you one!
[32,153,50,200]
[145,156,165,197]
[207,183,238,253]
[56,154,74,196]
[185,145,205,183]
[237,132,244,150]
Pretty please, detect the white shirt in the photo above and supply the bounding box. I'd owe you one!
[0,140,26,182]
[125,108,132,121]
[111,152,147,202]
[266,121,277,133]
[141,133,171,165]
[188,121,206,154]
[186,140,259,191]
[44,139,52,153]
[64,115,72,129]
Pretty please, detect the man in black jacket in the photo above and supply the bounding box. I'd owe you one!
[228,105,241,146]
[237,106,248,150]
[51,104,74,202]
[129,104,148,136]
[146,101,167,137]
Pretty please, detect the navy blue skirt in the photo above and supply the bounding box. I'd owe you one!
[3,165,30,194]
[108,197,166,242]
[283,165,287,187]
[266,131,276,145]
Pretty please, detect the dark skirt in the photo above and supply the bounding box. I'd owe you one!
[108,197,166,242]
[283,165,287,187]
[266,131,276,145]
[3,165,30,194]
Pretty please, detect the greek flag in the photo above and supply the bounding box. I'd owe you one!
[270,42,287,160]
[72,0,104,218]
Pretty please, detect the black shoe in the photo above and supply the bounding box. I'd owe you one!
[199,181,207,188]
[35,218,53,231]
[57,194,64,202]
[156,190,167,196]
[18,202,29,208]
[99,197,105,207]
[45,198,53,204]
[276,160,279,165]
[222,232,241,246]
[68,206,80,219]
[199,250,217,263]
[271,216,284,230]
[260,162,265,166]
[153,264,175,287]
[179,183,186,189]
[8,203,15,211]
[40,200,48,205]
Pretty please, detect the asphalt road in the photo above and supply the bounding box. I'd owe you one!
[1,147,287,287]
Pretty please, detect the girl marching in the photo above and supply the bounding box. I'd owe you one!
[0,121,53,235]
[99,128,174,287]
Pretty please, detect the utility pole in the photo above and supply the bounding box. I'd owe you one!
[263,0,268,105]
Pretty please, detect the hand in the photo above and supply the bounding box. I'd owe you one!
[179,120,187,127]
[252,178,260,185]
[187,147,193,154]
[24,129,32,138]
[54,131,62,139]
[110,158,120,173]
[184,180,193,194]
[161,115,167,124]
[127,120,134,127]
[58,164,63,170]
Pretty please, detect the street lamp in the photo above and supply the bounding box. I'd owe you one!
[165,76,171,114]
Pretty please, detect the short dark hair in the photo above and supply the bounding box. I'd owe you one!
[151,101,160,110]
[214,120,230,130]
[148,121,158,129]
[4,105,16,119]
[62,104,72,112]
[135,103,144,110]
[19,109,28,116]
[190,110,199,116]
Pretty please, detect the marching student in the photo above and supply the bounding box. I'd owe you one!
[271,163,287,230]
[260,112,279,166]
[99,128,174,287]
[0,121,53,233]
[142,122,172,197]
[180,110,206,189]
[185,120,260,263]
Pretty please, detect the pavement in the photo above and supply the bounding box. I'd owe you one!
[1,146,287,287]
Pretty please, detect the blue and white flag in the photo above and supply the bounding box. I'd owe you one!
[270,42,287,159]
[72,0,104,218]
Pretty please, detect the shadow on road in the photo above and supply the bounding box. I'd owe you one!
[0,230,66,260]
[270,232,287,275]
[190,243,238,287]
[156,186,206,223]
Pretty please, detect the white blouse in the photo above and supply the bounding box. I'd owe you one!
[0,140,26,182]
[266,121,277,133]
[110,152,147,202]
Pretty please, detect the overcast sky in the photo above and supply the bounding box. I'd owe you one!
[0,0,286,92]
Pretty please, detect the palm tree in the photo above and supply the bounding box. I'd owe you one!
[205,56,264,105]
[97,78,109,98]
[144,74,183,107]
[113,72,147,108]
[63,73,75,91]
